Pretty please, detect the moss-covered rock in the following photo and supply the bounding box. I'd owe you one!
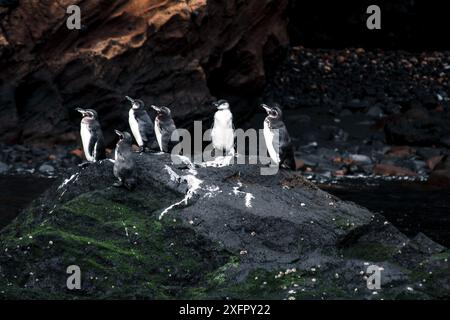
[0,155,449,299]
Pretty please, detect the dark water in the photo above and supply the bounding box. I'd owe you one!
[321,179,450,247]
[0,175,55,230]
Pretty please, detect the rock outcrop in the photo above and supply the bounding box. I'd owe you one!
[0,0,288,144]
[0,154,448,299]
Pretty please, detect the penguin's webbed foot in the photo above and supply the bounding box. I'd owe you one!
[134,146,144,154]
[113,181,123,188]
[78,162,91,168]
[143,146,156,154]
[124,179,137,191]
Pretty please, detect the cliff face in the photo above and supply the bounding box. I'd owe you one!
[0,0,288,144]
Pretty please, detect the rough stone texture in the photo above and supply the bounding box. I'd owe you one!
[0,0,288,144]
[0,154,448,299]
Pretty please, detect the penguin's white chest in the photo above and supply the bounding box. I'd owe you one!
[263,121,280,164]
[211,110,234,151]
[80,123,94,162]
[129,109,143,147]
[154,118,163,151]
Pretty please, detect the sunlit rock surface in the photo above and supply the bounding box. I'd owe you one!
[0,154,448,299]
[0,0,288,143]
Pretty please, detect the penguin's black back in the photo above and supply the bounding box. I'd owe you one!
[134,109,155,137]
[86,119,106,161]
[157,117,179,153]
[268,118,296,170]
[114,141,137,189]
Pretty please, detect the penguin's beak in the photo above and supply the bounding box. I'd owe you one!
[115,130,124,138]
[261,104,271,113]
[76,108,86,115]
[212,101,219,108]
[125,96,134,104]
[151,105,161,112]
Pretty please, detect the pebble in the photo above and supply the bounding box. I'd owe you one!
[0,162,10,173]
[38,164,55,174]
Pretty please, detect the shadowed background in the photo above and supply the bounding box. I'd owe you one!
[1,0,449,146]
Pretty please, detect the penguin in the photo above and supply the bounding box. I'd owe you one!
[75,108,106,163]
[113,130,137,190]
[261,104,296,170]
[151,105,179,153]
[211,100,235,156]
[125,96,157,153]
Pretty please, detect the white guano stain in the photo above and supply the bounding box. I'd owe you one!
[159,165,203,220]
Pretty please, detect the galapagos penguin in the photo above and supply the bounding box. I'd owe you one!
[151,105,179,153]
[75,108,106,163]
[261,104,296,170]
[125,96,157,153]
[113,130,137,190]
[211,100,235,156]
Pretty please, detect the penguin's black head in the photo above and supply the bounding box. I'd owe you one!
[151,105,171,117]
[125,96,144,110]
[115,130,133,143]
[213,100,229,110]
[261,104,282,119]
[76,108,98,120]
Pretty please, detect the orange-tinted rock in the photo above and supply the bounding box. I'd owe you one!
[69,148,83,158]
[333,169,348,177]
[426,155,445,171]
[428,170,450,187]
[385,146,415,158]
[0,0,289,144]
[295,159,305,171]
[372,164,418,177]
[332,156,343,164]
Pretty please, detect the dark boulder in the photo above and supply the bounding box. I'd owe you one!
[0,154,448,299]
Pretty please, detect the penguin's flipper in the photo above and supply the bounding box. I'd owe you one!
[92,142,98,160]
[113,179,123,187]
[135,146,144,154]
[148,140,160,152]
[79,162,91,168]
[138,116,155,145]
[93,138,106,161]
[97,133,107,160]
[87,134,96,160]
[280,145,297,170]
[117,164,137,190]
[124,177,137,191]
[278,125,296,170]
[162,122,179,153]
[88,121,106,161]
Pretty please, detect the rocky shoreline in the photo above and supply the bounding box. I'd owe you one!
[2,46,450,186]
[251,47,450,186]
[0,143,91,177]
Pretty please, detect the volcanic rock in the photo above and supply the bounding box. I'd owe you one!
[0,153,448,299]
[0,0,289,144]
[373,164,418,177]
